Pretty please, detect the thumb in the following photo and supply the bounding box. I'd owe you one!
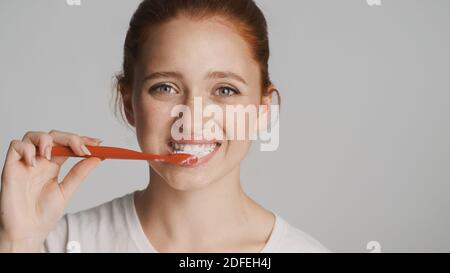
[59,157,103,201]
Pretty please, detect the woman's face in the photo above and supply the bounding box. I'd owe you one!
[127,16,269,190]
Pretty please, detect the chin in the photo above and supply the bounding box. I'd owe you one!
[163,172,216,191]
[156,138,225,191]
[149,157,223,191]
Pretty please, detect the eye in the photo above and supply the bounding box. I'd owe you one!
[149,84,178,95]
[215,86,239,97]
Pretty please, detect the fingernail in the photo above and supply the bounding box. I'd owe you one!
[45,145,52,161]
[81,144,91,155]
[89,138,103,146]
[89,137,103,143]
[32,157,36,167]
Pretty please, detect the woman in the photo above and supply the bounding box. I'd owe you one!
[0,0,329,253]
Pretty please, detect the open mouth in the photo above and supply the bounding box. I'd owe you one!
[168,140,222,165]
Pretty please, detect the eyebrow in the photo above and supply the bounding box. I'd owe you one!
[143,71,183,82]
[143,70,247,85]
[206,71,247,85]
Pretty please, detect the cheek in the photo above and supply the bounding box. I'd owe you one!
[133,97,175,151]
[135,101,167,129]
[221,105,261,141]
[136,91,179,123]
[225,140,252,165]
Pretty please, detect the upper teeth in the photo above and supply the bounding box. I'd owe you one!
[171,143,217,157]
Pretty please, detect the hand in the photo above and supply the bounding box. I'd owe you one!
[0,130,103,252]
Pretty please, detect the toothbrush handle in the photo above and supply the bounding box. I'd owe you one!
[51,145,197,165]
[51,145,155,160]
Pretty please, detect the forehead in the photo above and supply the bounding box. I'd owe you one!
[136,16,260,81]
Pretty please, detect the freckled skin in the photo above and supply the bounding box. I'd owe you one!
[126,16,270,190]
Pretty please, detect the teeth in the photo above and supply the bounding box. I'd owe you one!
[171,143,218,158]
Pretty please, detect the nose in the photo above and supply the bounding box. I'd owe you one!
[174,95,208,140]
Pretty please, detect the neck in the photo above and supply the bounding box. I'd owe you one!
[135,165,258,248]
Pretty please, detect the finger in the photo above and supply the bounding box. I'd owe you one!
[49,136,102,166]
[80,136,103,146]
[59,157,103,201]
[47,132,102,167]
[22,131,53,160]
[50,155,70,167]
[6,140,36,167]
[48,130,90,157]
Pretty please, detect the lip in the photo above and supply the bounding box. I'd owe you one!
[166,139,222,167]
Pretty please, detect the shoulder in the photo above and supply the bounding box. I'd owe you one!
[263,215,331,253]
[43,192,135,252]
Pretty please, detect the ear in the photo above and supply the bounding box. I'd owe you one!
[119,82,136,127]
[261,83,278,109]
[261,94,272,114]
[258,84,277,131]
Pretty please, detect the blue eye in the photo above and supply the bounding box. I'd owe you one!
[149,84,177,94]
[216,86,239,97]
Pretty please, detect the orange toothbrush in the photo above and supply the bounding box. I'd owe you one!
[51,145,197,166]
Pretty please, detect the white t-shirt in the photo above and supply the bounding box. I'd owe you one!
[42,192,330,253]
